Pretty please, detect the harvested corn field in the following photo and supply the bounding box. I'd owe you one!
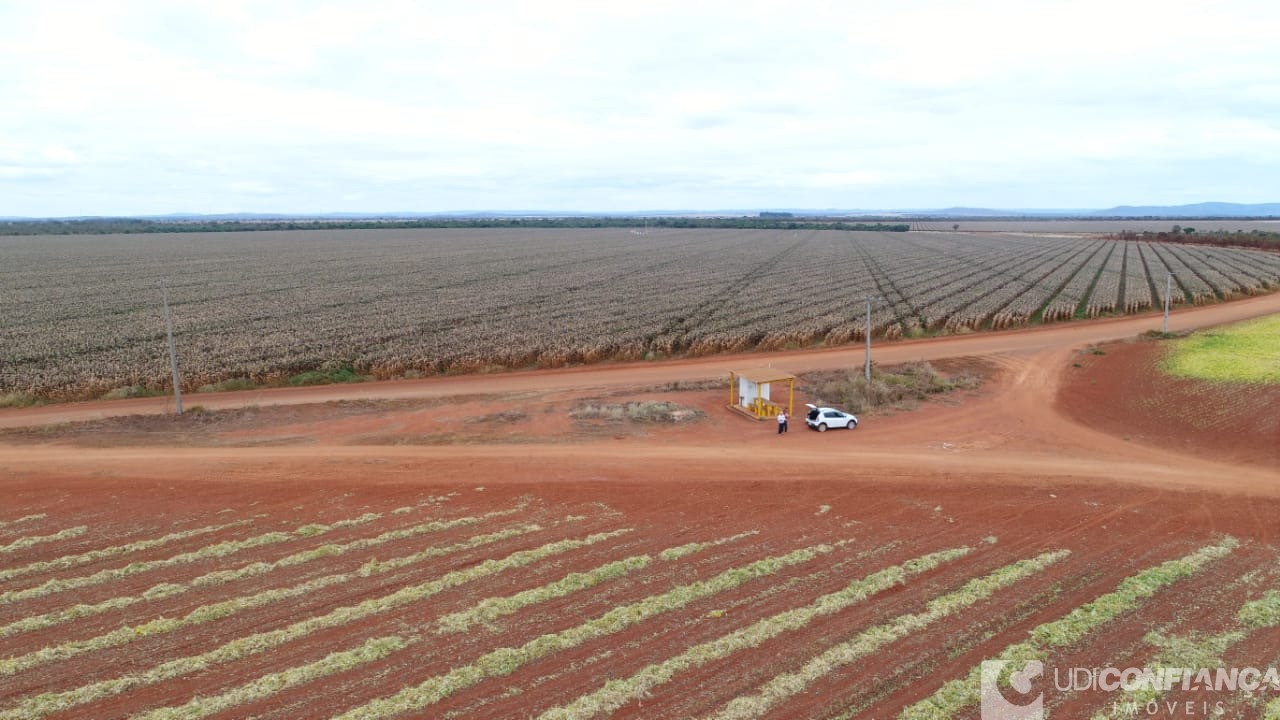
[3,229,1279,400]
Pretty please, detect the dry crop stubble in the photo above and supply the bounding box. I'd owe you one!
[3,229,1277,401]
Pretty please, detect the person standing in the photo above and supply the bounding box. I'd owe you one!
[777,410,788,434]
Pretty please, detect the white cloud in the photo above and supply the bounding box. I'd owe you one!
[1,0,1278,215]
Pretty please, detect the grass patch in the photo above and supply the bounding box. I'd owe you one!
[196,378,259,393]
[798,361,983,415]
[1161,314,1280,383]
[101,385,165,400]
[1142,329,1186,340]
[287,365,369,386]
[570,401,704,423]
[0,392,43,408]
[468,410,528,423]
[646,379,727,392]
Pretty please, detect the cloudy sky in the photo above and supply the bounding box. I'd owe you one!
[2,1,1278,216]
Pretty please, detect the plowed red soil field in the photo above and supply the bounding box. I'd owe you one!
[1058,337,1280,467]
[1,296,1278,720]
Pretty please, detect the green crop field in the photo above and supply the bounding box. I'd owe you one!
[1162,314,1280,383]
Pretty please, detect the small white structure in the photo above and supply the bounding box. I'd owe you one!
[727,368,796,420]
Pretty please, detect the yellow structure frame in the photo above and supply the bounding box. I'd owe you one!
[727,368,796,421]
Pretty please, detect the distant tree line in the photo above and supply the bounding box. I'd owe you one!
[1105,229,1280,251]
[0,216,910,236]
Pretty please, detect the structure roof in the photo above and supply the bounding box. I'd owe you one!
[732,367,796,383]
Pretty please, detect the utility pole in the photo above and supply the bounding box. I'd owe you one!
[864,295,880,382]
[161,280,183,415]
[1162,271,1177,334]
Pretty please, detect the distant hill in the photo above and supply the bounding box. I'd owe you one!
[902,203,1280,218]
[1093,202,1280,217]
[6,202,1280,223]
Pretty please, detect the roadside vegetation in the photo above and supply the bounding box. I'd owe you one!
[798,360,984,414]
[0,393,42,409]
[569,401,705,424]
